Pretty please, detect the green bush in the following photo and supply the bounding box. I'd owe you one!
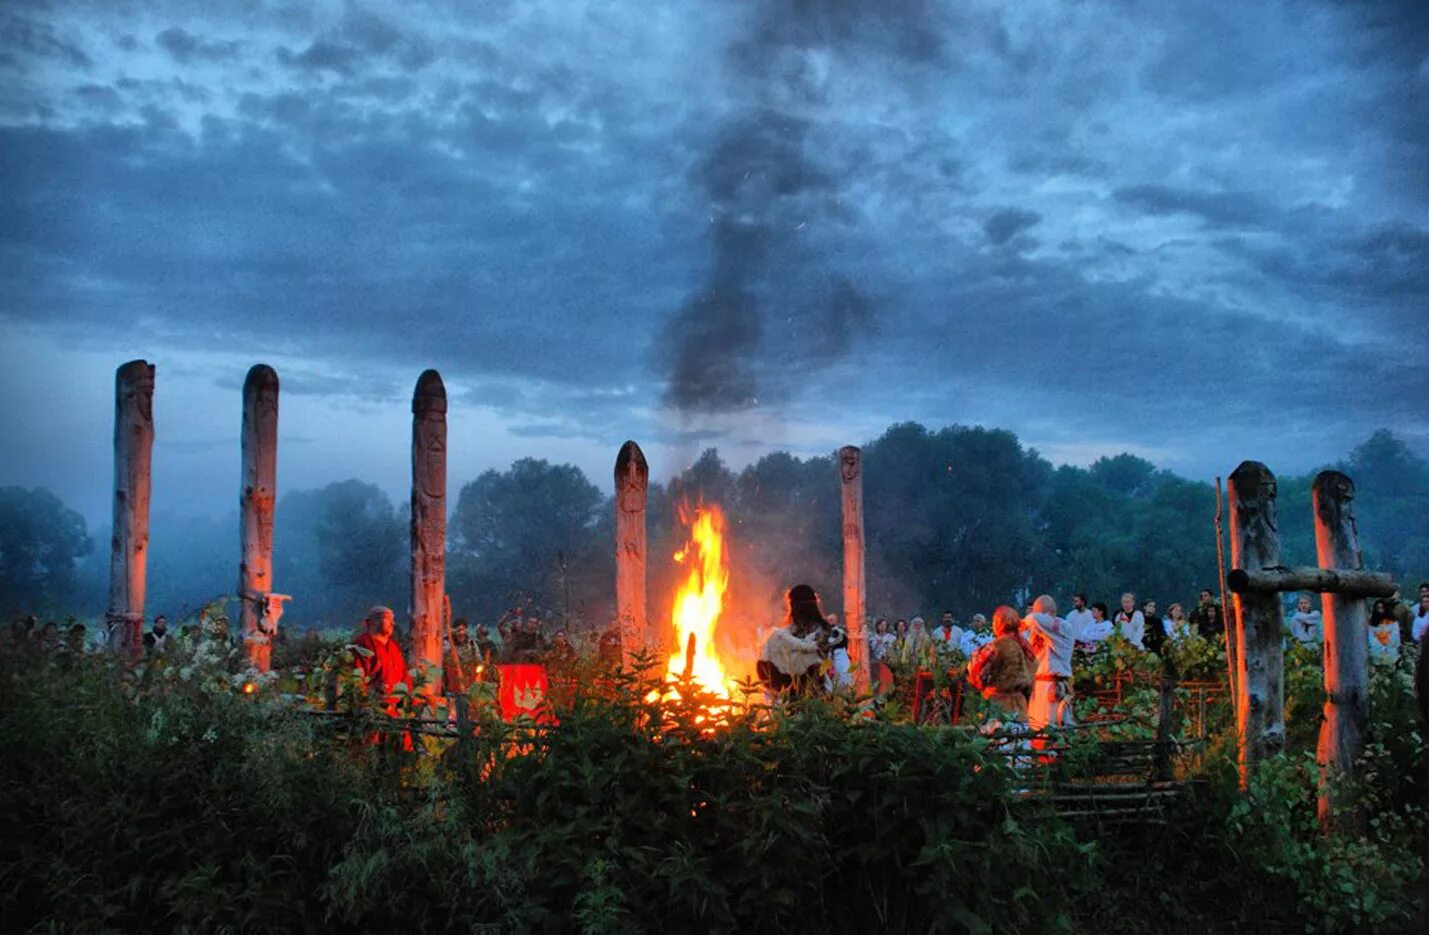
[2,639,1423,934]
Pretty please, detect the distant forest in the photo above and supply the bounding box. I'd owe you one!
[3,425,1427,633]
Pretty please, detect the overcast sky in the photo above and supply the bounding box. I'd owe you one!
[2,0,1426,526]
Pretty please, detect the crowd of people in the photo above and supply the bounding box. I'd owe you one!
[753,580,1429,732]
[11,581,1425,728]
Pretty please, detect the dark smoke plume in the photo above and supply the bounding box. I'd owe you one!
[658,3,932,414]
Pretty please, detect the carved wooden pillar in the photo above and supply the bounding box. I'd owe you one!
[239,364,280,671]
[107,360,155,660]
[411,370,447,693]
[614,440,648,665]
[1227,460,1286,786]
[839,445,869,693]
[1313,470,1370,829]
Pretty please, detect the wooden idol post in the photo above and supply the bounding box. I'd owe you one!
[411,370,447,695]
[107,360,155,660]
[839,446,869,693]
[1226,461,1286,785]
[614,441,649,666]
[239,365,283,671]
[1312,471,1372,829]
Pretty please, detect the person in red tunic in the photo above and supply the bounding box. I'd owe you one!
[352,606,412,711]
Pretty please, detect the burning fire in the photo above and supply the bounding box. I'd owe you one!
[661,502,737,699]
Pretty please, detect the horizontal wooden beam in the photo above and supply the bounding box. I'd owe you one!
[1227,566,1395,598]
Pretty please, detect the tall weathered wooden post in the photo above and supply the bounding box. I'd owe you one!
[107,360,155,660]
[1313,470,1370,828]
[614,440,649,664]
[239,365,280,671]
[839,445,869,693]
[1227,460,1285,785]
[411,370,447,694]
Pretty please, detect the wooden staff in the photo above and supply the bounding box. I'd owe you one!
[1227,461,1286,787]
[107,360,155,660]
[1312,470,1371,830]
[614,440,649,665]
[239,364,279,671]
[1214,476,1237,699]
[838,446,869,693]
[411,370,447,695]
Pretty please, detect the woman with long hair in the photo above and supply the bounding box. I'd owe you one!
[967,606,1036,722]
[757,584,827,696]
[1368,598,1402,665]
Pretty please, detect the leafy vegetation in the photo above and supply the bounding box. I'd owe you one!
[1,635,1423,934]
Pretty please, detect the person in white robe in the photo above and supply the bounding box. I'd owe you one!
[1288,594,1323,645]
[1022,595,1076,730]
[1113,592,1145,649]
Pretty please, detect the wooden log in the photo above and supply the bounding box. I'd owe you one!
[838,446,869,693]
[239,364,279,671]
[411,370,447,695]
[1312,470,1371,831]
[1227,566,1394,598]
[106,360,155,660]
[1227,461,1286,786]
[614,440,648,665]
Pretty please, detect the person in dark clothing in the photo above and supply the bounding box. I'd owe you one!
[1142,599,1166,656]
[1189,589,1224,639]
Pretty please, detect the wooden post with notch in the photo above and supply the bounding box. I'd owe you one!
[411,370,447,696]
[839,445,869,693]
[1312,470,1371,830]
[107,360,155,661]
[1226,461,1286,786]
[239,364,281,671]
[614,440,649,666]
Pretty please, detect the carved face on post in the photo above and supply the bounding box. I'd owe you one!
[615,441,648,514]
[119,362,156,427]
[839,446,860,484]
[413,372,447,502]
[417,411,446,500]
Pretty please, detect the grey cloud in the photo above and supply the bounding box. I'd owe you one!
[1113,184,1272,228]
[275,7,435,78]
[983,208,1042,246]
[0,12,92,68]
[277,39,362,77]
[156,27,241,64]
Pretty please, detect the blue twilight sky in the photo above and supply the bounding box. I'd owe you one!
[2,0,1427,526]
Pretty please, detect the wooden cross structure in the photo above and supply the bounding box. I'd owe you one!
[1225,461,1395,828]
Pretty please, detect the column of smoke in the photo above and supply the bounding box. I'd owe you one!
[654,5,946,657]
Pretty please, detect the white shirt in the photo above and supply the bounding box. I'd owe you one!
[931,624,964,651]
[869,631,896,661]
[1412,608,1428,644]
[1163,617,1193,641]
[1022,612,1074,678]
[1289,610,1323,644]
[1368,622,1401,663]
[960,628,993,657]
[1077,615,1114,645]
[1115,610,1145,649]
[1064,607,1094,640]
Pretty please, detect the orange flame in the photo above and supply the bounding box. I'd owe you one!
[662,503,735,699]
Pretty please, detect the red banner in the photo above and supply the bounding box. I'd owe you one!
[496,664,555,723]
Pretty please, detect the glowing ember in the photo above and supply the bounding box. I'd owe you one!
[242,682,256,695]
[661,502,736,699]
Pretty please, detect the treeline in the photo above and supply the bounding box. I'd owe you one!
[3,426,1427,630]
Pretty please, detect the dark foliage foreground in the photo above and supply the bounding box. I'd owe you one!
[0,643,1423,934]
